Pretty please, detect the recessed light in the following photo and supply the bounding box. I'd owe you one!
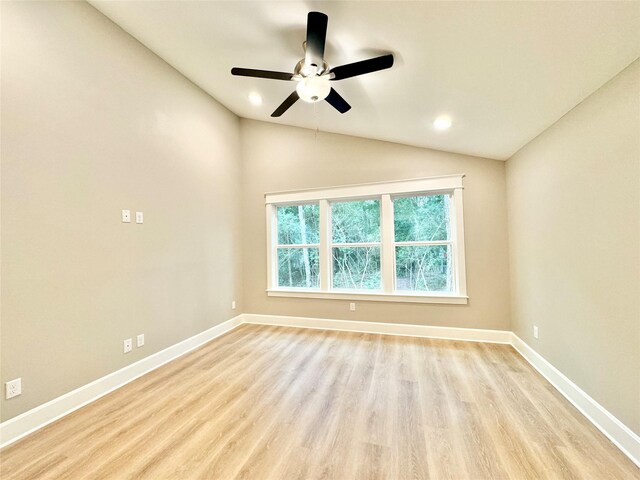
[433,116,452,131]
[248,92,263,106]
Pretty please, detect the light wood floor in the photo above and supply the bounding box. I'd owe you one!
[1,324,638,479]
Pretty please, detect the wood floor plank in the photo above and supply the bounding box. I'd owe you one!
[1,324,638,480]
[50,325,282,480]
[0,324,270,474]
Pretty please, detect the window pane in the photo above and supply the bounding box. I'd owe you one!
[332,247,381,290]
[277,248,320,288]
[395,245,452,292]
[277,204,320,245]
[332,199,380,243]
[394,195,450,242]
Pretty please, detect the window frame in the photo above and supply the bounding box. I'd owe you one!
[265,175,468,304]
[330,197,382,292]
[274,202,321,290]
[392,193,455,294]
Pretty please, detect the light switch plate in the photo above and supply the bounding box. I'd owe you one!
[137,334,145,347]
[124,338,133,353]
[136,211,144,224]
[121,210,131,223]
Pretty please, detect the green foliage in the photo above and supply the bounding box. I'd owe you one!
[332,200,380,243]
[276,204,320,288]
[275,195,453,292]
[394,195,450,242]
[330,200,381,289]
[332,247,381,290]
[395,245,451,292]
[277,248,319,288]
[394,195,452,292]
[277,204,319,244]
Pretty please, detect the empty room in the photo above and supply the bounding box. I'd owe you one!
[0,1,638,478]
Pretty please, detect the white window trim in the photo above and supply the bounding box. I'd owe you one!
[265,175,468,305]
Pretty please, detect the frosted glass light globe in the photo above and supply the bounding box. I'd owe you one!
[296,75,331,103]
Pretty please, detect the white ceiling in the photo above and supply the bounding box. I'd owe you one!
[90,1,640,160]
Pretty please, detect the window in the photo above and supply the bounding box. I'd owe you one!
[266,175,467,304]
[275,204,320,289]
[394,194,452,292]
[331,199,381,290]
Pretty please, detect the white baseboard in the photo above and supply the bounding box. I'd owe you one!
[2,313,637,470]
[511,334,640,468]
[242,313,512,343]
[0,315,243,449]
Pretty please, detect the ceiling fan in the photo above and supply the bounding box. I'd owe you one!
[231,12,394,117]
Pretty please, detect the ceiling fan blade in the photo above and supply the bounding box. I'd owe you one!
[271,91,300,117]
[325,88,351,114]
[304,12,328,69]
[231,67,293,81]
[330,54,394,80]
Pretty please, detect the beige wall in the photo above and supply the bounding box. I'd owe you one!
[241,119,510,330]
[506,60,640,434]
[0,1,242,421]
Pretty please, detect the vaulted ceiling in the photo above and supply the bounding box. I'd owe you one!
[91,1,640,160]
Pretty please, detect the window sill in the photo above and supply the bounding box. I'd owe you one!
[266,289,468,305]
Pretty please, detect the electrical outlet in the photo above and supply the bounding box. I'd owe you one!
[5,378,21,399]
[533,325,539,339]
[123,338,133,353]
[135,211,144,224]
[136,334,145,348]
[121,210,131,223]
[231,300,236,310]
[349,302,356,311]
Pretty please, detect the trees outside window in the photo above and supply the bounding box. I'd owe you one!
[276,204,320,288]
[331,199,381,290]
[394,195,453,292]
[266,175,467,304]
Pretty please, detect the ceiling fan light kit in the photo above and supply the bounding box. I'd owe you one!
[296,75,331,103]
[231,11,394,117]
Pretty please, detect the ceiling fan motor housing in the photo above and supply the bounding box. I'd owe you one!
[294,58,329,77]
